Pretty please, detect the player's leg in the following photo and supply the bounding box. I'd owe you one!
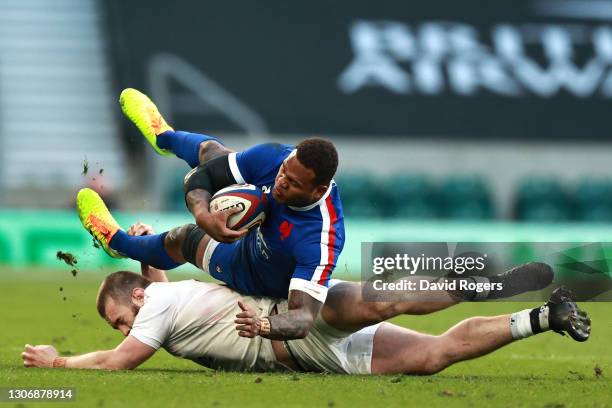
[321,281,458,333]
[168,222,256,294]
[370,316,512,374]
[446,262,554,301]
[322,262,554,333]
[108,222,213,270]
[119,88,233,167]
[76,188,210,270]
[77,187,248,288]
[166,223,211,268]
[370,288,591,374]
[154,130,232,168]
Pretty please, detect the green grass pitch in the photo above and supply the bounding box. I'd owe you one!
[1,267,610,408]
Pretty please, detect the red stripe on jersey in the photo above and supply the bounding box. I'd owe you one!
[318,195,337,286]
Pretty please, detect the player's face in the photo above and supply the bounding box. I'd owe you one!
[103,297,140,337]
[272,156,328,207]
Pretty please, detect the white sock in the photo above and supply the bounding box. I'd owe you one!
[510,306,550,339]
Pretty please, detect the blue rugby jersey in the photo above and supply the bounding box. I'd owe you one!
[221,143,345,302]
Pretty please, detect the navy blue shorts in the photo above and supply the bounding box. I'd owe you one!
[208,240,250,293]
[204,231,291,299]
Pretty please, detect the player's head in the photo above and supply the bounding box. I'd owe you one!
[96,271,151,336]
[272,137,339,207]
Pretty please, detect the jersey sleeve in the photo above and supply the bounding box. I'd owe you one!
[290,239,339,304]
[129,297,174,350]
[227,143,294,187]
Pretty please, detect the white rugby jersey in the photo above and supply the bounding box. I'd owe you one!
[129,280,285,372]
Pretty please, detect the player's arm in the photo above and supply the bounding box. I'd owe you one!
[267,290,322,339]
[21,336,156,370]
[184,155,247,243]
[235,235,338,339]
[141,264,168,283]
[235,291,322,340]
[185,143,293,243]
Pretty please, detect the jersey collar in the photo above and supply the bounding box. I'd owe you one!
[288,180,335,212]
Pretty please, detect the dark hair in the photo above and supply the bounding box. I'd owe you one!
[96,271,151,318]
[296,137,339,187]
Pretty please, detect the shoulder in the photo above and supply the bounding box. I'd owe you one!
[135,283,176,320]
[139,280,203,312]
[231,143,294,185]
[144,282,179,302]
[235,143,294,163]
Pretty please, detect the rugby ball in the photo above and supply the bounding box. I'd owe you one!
[210,184,267,231]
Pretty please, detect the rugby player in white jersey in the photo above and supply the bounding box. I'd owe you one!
[21,225,590,374]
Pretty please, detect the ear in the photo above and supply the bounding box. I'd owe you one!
[131,287,145,307]
[313,184,328,200]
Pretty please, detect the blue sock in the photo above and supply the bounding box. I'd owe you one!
[109,230,182,270]
[156,130,223,168]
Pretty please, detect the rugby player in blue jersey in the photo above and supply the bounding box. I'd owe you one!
[78,88,344,340]
[78,89,557,341]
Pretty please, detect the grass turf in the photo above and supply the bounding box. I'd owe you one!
[0,267,610,408]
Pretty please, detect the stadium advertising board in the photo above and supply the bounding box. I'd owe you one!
[5,210,612,281]
[106,0,612,139]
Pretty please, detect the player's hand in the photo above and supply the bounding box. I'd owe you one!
[21,344,58,368]
[126,222,168,281]
[127,222,157,274]
[127,222,155,236]
[197,207,248,243]
[234,300,264,338]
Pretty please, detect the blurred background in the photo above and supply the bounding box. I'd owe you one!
[2,0,612,275]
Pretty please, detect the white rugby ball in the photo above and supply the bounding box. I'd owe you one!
[210,184,267,230]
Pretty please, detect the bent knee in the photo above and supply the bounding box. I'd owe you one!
[164,224,194,250]
[357,303,401,324]
[199,141,233,164]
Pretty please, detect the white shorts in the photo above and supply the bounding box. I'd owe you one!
[280,302,381,374]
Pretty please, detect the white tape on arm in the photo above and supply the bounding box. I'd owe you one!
[289,278,328,303]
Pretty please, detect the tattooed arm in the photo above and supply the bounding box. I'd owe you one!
[185,189,246,243]
[235,290,322,340]
[182,142,249,244]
